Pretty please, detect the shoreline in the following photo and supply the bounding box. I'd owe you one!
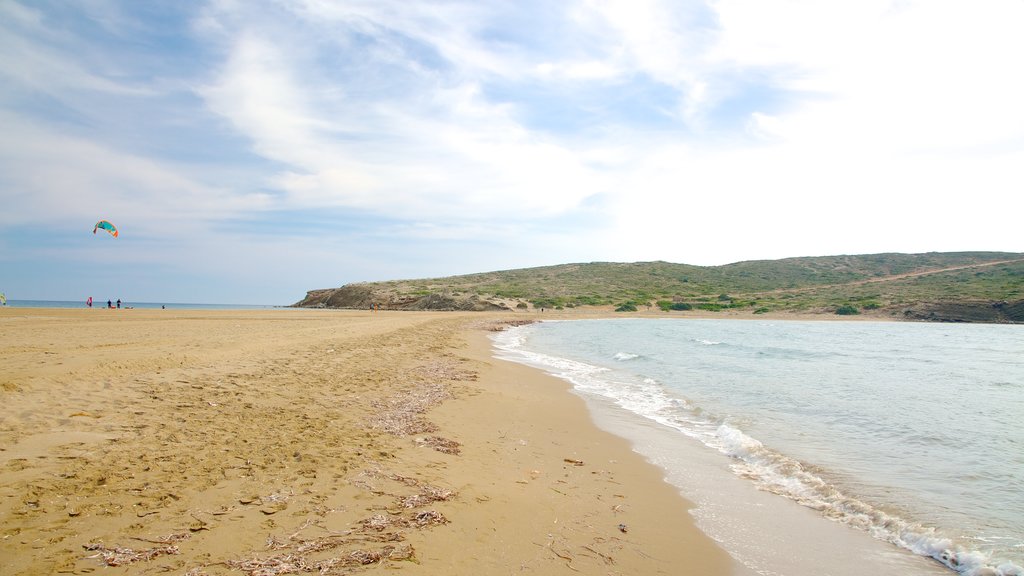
[419,328,739,574]
[0,308,736,575]
[496,336,954,576]
[494,319,985,576]
[0,301,903,322]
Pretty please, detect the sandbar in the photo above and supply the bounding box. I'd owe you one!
[0,308,736,575]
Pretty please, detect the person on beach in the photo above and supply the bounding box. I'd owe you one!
[87,296,93,308]
[107,299,112,309]
[116,299,121,309]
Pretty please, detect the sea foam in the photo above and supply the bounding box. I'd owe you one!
[492,322,1024,576]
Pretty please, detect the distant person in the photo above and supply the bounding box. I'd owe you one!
[116,299,121,309]
[161,305,165,310]
[87,296,93,308]
[107,299,112,309]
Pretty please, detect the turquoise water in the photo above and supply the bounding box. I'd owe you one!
[494,319,1023,576]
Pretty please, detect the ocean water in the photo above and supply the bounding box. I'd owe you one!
[2,299,278,310]
[493,319,1023,576]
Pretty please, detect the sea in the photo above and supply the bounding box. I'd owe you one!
[493,318,1023,576]
[1,299,278,310]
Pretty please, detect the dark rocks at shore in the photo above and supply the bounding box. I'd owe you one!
[899,299,1024,324]
[293,285,509,312]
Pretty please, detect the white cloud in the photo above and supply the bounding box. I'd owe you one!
[582,0,1024,263]
[201,34,330,167]
[0,112,270,232]
[534,59,621,81]
[0,3,153,101]
[2,0,1021,303]
[191,0,1023,267]
[583,0,711,118]
[602,136,1024,264]
[710,0,1024,152]
[196,4,611,220]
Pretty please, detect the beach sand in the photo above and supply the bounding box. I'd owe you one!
[0,308,736,575]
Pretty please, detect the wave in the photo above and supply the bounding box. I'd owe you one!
[613,352,640,361]
[712,424,1023,576]
[491,325,1023,576]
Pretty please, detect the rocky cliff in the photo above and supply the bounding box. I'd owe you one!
[898,299,1024,323]
[293,284,509,311]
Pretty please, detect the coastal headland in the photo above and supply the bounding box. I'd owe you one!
[0,308,735,575]
[293,252,1024,323]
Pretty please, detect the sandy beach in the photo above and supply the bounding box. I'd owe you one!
[0,308,736,575]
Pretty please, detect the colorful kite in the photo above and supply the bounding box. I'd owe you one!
[93,220,118,238]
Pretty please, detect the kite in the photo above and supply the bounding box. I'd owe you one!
[93,220,118,238]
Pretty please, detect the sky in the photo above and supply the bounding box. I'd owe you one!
[2,0,1022,305]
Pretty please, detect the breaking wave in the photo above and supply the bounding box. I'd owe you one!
[491,324,1023,576]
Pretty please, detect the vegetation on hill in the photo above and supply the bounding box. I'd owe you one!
[294,252,1024,322]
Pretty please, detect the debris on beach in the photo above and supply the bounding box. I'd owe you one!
[369,359,472,458]
[349,469,456,535]
[356,468,457,510]
[415,435,461,455]
[256,489,294,515]
[83,532,190,566]
[397,483,455,508]
[360,510,449,531]
[369,381,449,436]
[411,510,448,527]
[368,359,472,457]
[410,359,478,382]
[223,521,419,575]
[227,553,311,574]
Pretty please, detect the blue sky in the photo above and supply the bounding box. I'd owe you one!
[2,0,1022,305]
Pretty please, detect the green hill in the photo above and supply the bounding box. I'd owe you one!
[294,252,1024,322]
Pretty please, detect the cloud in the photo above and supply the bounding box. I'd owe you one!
[0,2,151,100]
[196,2,614,221]
[587,0,1024,264]
[0,111,270,227]
[1,0,1021,303]
[711,0,1024,151]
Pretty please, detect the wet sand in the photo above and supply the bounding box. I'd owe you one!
[0,308,735,575]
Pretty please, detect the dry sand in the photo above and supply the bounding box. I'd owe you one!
[0,308,736,575]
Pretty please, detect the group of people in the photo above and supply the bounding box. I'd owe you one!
[86,297,121,309]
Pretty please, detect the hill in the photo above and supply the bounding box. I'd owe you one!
[293,252,1024,323]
